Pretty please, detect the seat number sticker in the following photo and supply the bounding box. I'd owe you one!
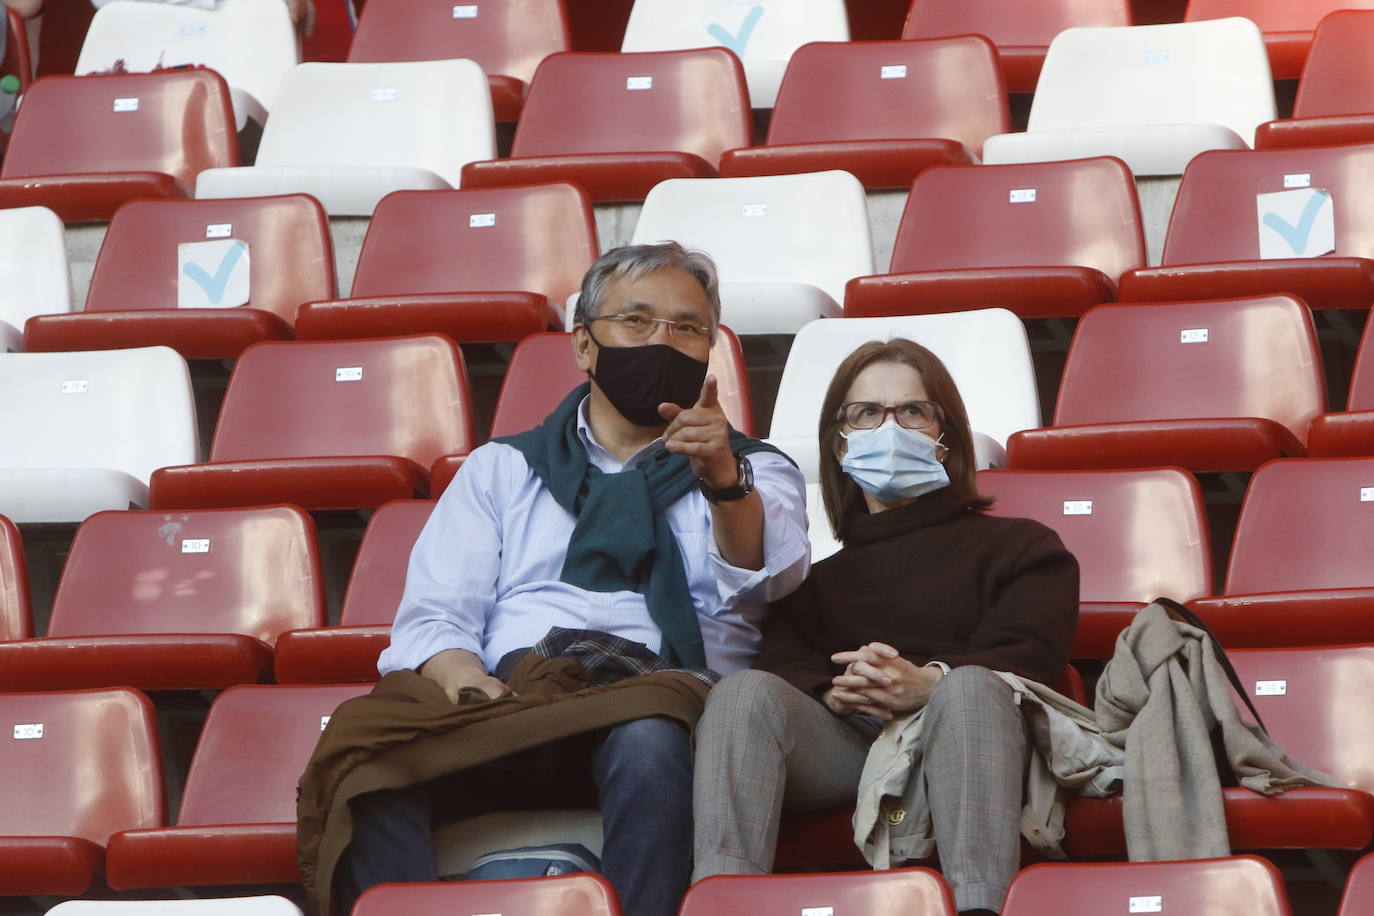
[1062,500,1093,516]
[626,76,653,90]
[114,98,140,112]
[469,213,496,228]
[1180,328,1209,343]
[61,380,89,394]
[180,22,205,35]
[1361,487,1374,502]
[741,203,768,217]
[181,538,210,554]
[13,724,43,739]
[1255,680,1287,696]
[1143,51,1169,64]
[1284,173,1311,188]
[1129,898,1163,914]
[1009,189,1036,203]
[321,716,331,731]
[336,367,364,382]
[452,4,477,16]
[801,909,835,916]
[880,65,907,79]
[371,88,398,102]
[205,223,232,238]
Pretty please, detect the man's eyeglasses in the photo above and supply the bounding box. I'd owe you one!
[588,313,711,344]
[838,400,944,430]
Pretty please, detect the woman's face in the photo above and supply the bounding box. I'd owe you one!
[835,361,942,460]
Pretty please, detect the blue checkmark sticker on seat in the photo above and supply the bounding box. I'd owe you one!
[707,4,764,57]
[1257,188,1334,259]
[178,239,251,308]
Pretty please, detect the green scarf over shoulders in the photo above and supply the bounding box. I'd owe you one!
[495,382,790,669]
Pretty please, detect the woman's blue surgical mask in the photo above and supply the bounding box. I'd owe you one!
[840,423,949,504]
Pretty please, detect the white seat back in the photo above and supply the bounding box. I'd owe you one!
[0,347,198,521]
[769,310,1039,465]
[78,0,297,128]
[47,897,304,914]
[1028,17,1274,142]
[632,170,873,334]
[0,207,72,352]
[621,0,849,107]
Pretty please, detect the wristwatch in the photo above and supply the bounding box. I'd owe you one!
[700,453,754,504]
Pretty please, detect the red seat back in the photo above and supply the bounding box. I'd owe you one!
[47,507,324,642]
[1003,856,1291,915]
[680,867,956,915]
[902,0,1129,48]
[351,184,596,305]
[511,49,750,166]
[1289,10,1374,119]
[979,468,1212,605]
[86,195,334,327]
[2,7,31,88]
[209,335,474,466]
[890,158,1145,277]
[1054,297,1325,444]
[0,688,163,842]
[1224,457,1374,595]
[178,683,369,825]
[1338,851,1374,916]
[339,500,435,627]
[765,37,1008,150]
[1349,312,1374,411]
[353,874,621,915]
[348,0,568,84]
[0,514,31,641]
[490,328,754,437]
[1161,144,1374,266]
[1,70,237,185]
[1230,645,1374,793]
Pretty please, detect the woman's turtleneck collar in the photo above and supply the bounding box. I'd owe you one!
[842,490,968,547]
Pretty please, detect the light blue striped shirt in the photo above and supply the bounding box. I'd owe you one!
[379,400,811,677]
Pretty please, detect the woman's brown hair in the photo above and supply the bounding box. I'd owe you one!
[818,338,993,541]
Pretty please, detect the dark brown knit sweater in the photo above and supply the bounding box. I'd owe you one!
[758,492,1079,696]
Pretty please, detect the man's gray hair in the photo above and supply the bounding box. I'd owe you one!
[573,241,722,329]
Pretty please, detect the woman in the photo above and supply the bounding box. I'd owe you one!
[693,338,1078,915]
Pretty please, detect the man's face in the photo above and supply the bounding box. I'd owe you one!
[573,267,714,374]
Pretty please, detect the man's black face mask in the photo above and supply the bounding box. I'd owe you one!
[585,326,708,428]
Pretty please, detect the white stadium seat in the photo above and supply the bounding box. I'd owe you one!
[0,206,72,352]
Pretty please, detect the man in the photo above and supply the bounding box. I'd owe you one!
[338,242,810,915]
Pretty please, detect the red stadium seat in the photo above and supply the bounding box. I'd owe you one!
[274,499,434,684]
[0,506,324,691]
[1184,0,1374,81]
[0,515,31,642]
[295,184,596,344]
[0,688,164,896]
[1066,645,1374,856]
[1006,296,1325,472]
[1256,11,1374,149]
[0,70,237,223]
[347,0,569,122]
[1118,144,1374,311]
[680,867,955,916]
[901,0,1131,93]
[1308,316,1374,457]
[845,157,1145,319]
[2,7,31,89]
[718,36,1009,189]
[979,468,1212,659]
[1003,856,1292,915]
[150,335,475,510]
[460,49,751,202]
[1188,458,1374,648]
[23,195,335,359]
[430,327,754,495]
[353,875,621,915]
[105,683,369,890]
[1338,852,1374,916]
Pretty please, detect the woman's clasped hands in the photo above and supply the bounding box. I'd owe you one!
[824,641,945,720]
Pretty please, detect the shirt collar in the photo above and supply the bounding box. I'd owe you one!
[575,395,666,472]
